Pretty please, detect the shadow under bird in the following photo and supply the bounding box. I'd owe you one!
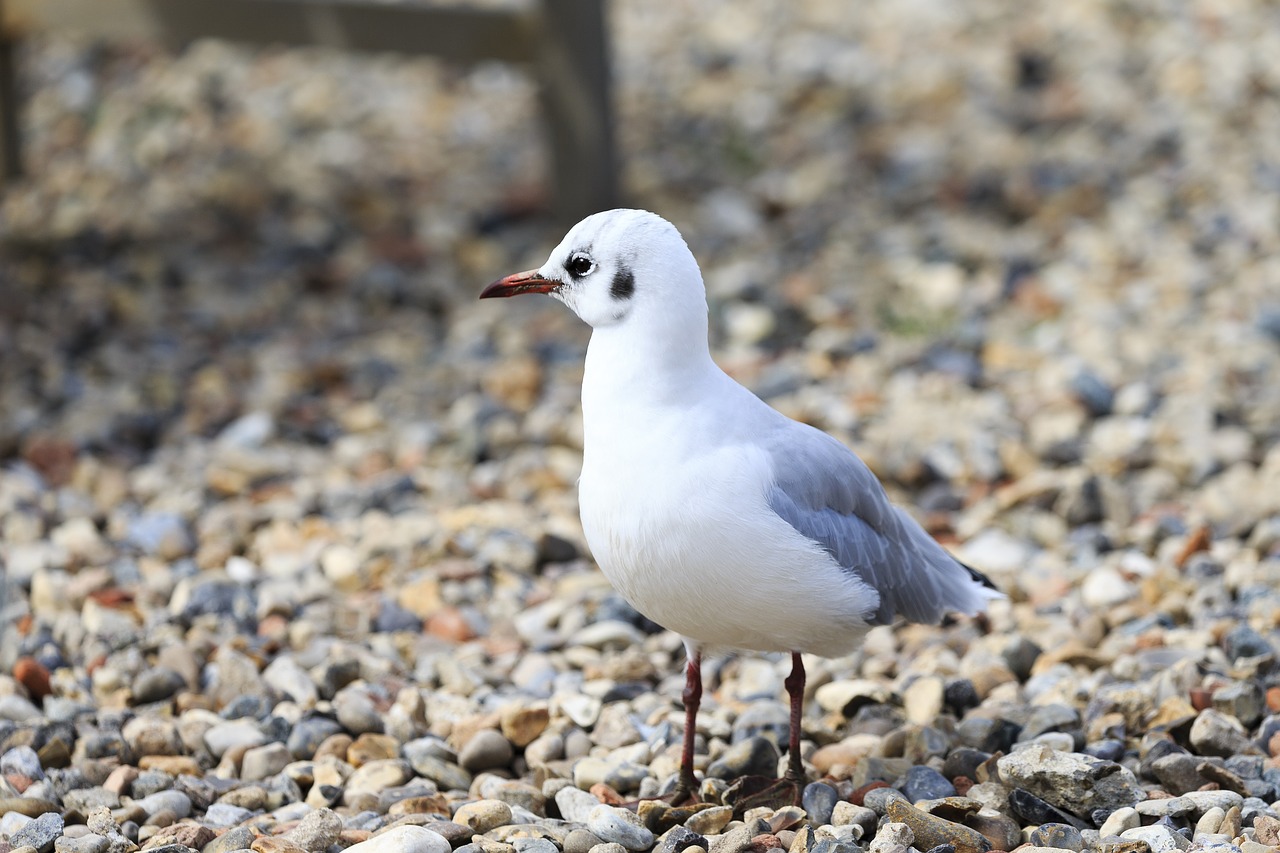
[481,208,1002,804]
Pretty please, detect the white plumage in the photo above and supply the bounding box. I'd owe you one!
[482,208,1001,799]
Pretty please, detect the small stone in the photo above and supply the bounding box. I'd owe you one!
[204,721,268,758]
[901,766,956,802]
[963,813,1020,852]
[706,737,779,780]
[204,826,256,853]
[348,733,401,766]
[122,717,184,757]
[288,717,343,760]
[204,803,255,827]
[241,742,291,781]
[133,791,192,819]
[802,782,839,825]
[501,705,550,748]
[454,799,514,834]
[868,822,913,853]
[684,806,733,836]
[1255,815,1280,846]
[556,786,603,824]
[831,802,877,836]
[587,805,655,852]
[1119,826,1190,853]
[1151,754,1206,795]
[459,730,515,773]
[658,827,708,853]
[286,807,343,852]
[1220,806,1243,838]
[1029,824,1084,851]
[53,833,108,853]
[11,813,64,853]
[342,826,452,853]
[1099,808,1140,837]
[996,746,1142,814]
[346,759,413,793]
[885,800,990,853]
[1189,710,1260,758]
[1192,807,1224,839]
[565,829,605,853]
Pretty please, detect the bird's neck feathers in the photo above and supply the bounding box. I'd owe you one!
[583,262,716,408]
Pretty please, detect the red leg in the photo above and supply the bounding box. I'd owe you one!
[783,652,806,783]
[674,648,702,800]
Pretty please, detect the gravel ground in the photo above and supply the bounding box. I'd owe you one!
[2,2,1280,853]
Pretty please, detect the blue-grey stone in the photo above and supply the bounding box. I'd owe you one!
[288,716,345,759]
[802,781,839,825]
[901,765,956,801]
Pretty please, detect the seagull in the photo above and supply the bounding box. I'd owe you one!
[481,209,1001,803]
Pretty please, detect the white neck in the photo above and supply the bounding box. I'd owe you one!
[582,314,717,415]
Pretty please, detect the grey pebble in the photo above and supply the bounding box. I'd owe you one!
[11,813,65,853]
[53,834,109,853]
[204,827,256,853]
[132,791,192,820]
[564,829,605,853]
[459,730,515,773]
[586,805,654,852]
[203,803,255,827]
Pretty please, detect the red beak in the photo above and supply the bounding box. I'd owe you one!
[480,269,562,299]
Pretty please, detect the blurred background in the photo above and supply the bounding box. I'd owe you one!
[1,0,1279,671]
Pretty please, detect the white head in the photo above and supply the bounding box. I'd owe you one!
[480,209,708,337]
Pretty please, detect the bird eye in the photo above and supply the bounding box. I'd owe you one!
[565,253,594,278]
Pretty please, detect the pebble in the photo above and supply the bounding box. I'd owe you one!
[1119,826,1191,853]
[587,805,656,852]
[10,813,64,853]
[459,731,515,773]
[343,826,452,853]
[454,800,514,834]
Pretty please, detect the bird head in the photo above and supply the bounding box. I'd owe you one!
[480,209,707,332]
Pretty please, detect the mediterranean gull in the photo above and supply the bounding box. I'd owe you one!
[481,208,1002,803]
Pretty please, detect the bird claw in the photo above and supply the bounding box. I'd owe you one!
[723,774,804,817]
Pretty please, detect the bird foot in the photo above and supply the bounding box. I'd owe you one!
[723,774,804,817]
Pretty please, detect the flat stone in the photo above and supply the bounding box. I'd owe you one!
[587,805,655,852]
[342,826,452,853]
[885,800,990,853]
[454,800,514,834]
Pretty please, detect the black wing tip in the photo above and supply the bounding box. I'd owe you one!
[957,558,1000,592]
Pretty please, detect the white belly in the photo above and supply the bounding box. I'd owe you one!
[578,441,875,657]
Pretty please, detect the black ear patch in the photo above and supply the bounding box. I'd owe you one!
[610,266,635,300]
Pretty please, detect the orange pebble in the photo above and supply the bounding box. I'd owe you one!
[13,657,51,701]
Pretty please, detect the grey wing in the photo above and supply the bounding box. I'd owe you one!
[761,421,998,626]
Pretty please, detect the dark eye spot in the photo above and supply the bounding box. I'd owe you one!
[610,266,635,300]
[566,253,594,278]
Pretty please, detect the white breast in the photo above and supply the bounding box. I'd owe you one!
[578,430,876,657]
